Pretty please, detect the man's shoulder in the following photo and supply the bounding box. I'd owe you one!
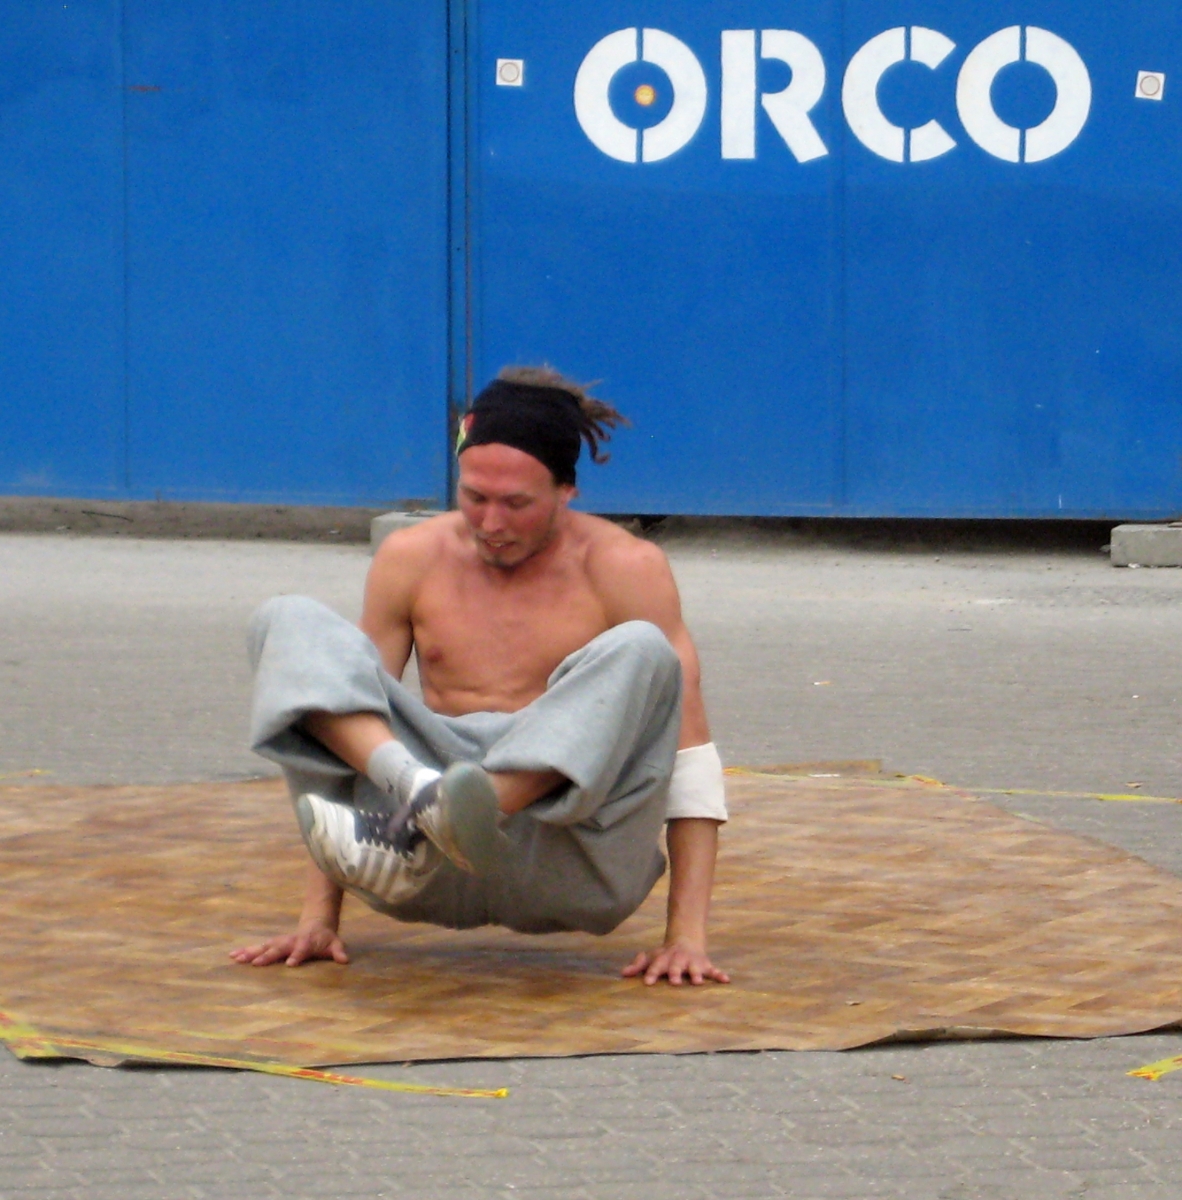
[372,512,464,567]
[573,514,674,606]
[368,513,465,598]
[574,512,666,563]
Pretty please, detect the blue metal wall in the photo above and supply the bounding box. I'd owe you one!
[1,1,450,508]
[0,4,125,496]
[2,2,1180,517]
[472,2,1182,517]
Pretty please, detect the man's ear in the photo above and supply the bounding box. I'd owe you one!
[558,484,578,507]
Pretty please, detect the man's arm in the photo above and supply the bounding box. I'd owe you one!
[359,524,434,676]
[622,817,729,985]
[232,525,437,968]
[597,533,730,985]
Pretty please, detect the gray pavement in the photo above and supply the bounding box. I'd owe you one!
[2,529,1182,1199]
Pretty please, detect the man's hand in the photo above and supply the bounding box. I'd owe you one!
[622,937,730,986]
[233,862,348,967]
[230,924,349,968]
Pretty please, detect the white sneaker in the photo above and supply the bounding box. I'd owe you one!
[295,793,431,908]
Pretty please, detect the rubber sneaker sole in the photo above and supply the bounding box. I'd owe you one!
[295,791,352,888]
[417,761,506,877]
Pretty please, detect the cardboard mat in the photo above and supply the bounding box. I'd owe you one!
[2,771,1182,1068]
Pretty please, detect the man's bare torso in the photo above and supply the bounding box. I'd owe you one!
[362,511,656,717]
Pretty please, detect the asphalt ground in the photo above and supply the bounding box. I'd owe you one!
[2,529,1181,1200]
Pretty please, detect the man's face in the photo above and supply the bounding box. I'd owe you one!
[456,444,575,569]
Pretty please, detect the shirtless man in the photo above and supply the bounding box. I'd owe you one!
[233,368,730,986]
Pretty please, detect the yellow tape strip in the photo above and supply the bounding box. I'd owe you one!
[1129,1055,1182,1082]
[726,768,1180,804]
[969,785,1180,804]
[0,1013,506,1099]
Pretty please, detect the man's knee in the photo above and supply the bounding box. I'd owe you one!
[247,594,329,668]
[596,620,680,680]
[578,873,659,935]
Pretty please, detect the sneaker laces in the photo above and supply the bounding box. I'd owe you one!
[384,779,441,857]
[352,806,420,858]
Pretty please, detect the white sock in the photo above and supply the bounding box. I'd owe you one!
[366,741,441,806]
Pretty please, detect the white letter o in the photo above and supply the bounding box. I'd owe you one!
[574,28,708,164]
[956,26,1091,163]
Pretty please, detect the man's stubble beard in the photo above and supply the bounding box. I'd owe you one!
[474,508,562,572]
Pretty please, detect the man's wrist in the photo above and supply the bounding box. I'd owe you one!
[663,922,707,950]
[665,743,728,822]
[297,902,341,932]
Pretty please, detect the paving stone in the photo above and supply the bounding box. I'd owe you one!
[138,1161,277,1187]
[77,1190,200,1200]
[1016,1143,1145,1171]
[26,1150,160,1174]
[0,1140,44,1162]
[0,1190,85,1200]
[351,1191,469,1200]
[570,1185,718,1200]
[0,1172,85,1195]
[5,1122,130,1143]
[947,1166,1089,1196]
[1123,1132,1182,1163]
[519,1126,617,1144]
[967,1113,1091,1138]
[1077,1187,1182,1200]
[751,1170,898,1197]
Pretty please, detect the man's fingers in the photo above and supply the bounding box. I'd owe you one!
[230,944,266,962]
[629,947,729,986]
[250,945,288,967]
[231,933,352,968]
[238,946,279,966]
[285,937,314,966]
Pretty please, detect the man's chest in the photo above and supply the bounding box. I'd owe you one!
[411,571,610,689]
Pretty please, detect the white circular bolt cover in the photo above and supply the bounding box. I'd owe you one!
[1136,70,1165,101]
[496,58,524,86]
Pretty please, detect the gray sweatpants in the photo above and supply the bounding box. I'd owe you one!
[247,596,682,935]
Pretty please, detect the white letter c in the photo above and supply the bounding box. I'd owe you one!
[842,28,957,164]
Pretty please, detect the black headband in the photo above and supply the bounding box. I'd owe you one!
[456,380,584,486]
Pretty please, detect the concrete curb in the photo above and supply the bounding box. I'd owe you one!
[1110,523,1182,567]
[0,498,1133,559]
[0,498,390,543]
[370,509,444,552]
[362,512,1122,556]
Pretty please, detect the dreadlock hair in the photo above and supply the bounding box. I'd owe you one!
[496,365,630,466]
